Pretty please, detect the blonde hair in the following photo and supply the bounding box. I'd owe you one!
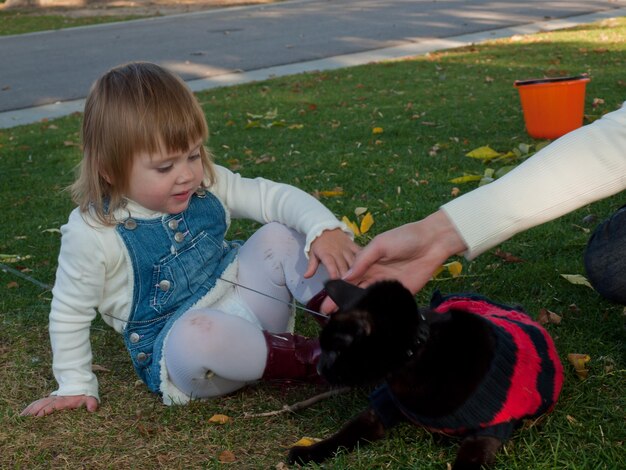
[72,62,216,225]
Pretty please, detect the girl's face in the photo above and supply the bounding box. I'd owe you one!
[126,140,204,214]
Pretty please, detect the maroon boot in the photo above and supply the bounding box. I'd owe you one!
[305,289,330,327]
[262,331,323,383]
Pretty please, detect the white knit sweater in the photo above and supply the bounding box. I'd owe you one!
[442,103,626,259]
[48,165,349,403]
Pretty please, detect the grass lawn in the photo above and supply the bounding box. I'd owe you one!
[0,10,146,36]
[1,14,625,469]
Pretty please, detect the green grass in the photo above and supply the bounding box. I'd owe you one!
[1,16,626,469]
[0,9,147,35]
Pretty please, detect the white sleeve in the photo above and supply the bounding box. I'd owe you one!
[49,210,104,401]
[442,102,626,259]
[211,165,352,253]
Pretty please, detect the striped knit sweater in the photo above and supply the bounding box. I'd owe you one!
[369,293,564,440]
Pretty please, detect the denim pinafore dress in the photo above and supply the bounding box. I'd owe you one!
[115,190,240,394]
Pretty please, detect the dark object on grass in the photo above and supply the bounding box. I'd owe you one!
[288,280,563,469]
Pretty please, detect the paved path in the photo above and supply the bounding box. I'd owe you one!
[1,0,625,128]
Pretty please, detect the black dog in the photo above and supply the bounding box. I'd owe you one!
[288,280,563,469]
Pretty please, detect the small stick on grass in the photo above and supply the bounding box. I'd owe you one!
[244,387,351,418]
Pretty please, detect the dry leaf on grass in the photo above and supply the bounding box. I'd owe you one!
[433,261,463,279]
[561,274,594,289]
[538,308,562,325]
[319,188,344,198]
[218,450,236,463]
[292,437,322,447]
[342,211,374,237]
[567,353,591,380]
[208,414,231,424]
[493,249,525,263]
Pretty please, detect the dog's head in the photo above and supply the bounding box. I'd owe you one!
[317,279,425,386]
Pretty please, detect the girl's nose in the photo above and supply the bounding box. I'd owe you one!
[177,163,194,183]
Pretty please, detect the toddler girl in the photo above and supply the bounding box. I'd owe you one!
[21,62,357,416]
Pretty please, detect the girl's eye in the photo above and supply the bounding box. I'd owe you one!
[156,165,173,174]
[189,153,201,161]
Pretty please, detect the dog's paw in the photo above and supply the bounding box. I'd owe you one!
[287,445,323,465]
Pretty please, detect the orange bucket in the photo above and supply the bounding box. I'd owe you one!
[514,75,590,139]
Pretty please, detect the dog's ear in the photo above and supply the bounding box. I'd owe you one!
[324,279,365,311]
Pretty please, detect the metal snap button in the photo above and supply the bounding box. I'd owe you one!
[124,218,137,230]
[174,232,186,243]
[168,219,179,230]
[196,188,207,198]
[129,332,140,343]
[136,352,147,362]
[158,279,171,292]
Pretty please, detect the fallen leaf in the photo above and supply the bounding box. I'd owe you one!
[342,216,360,236]
[292,437,322,447]
[254,155,273,164]
[7,282,19,289]
[538,308,562,325]
[493,249,525,263]
[91,364,111,372]
[218,450,236,463]
[451,187,460,197]
[465,145,501,160]
[208,414,231,424]
[359,212,374,234]
[136,422,162,437]
[372,127,384,134]
[429,144,440,156]
[449,174,482,184]
[568,353,591,380]
[319,188,344,197]
[0,254,32,263]
[432,265,444,278]
[561,274,593,289]
[445,261,463,278]
[354,207,368,217]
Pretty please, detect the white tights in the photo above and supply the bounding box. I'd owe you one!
[163,223,328,399]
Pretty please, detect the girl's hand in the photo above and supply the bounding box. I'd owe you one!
[306,228,360,279]
[344,210,467,292]
[21,394,98,417]
[319,210,467,313]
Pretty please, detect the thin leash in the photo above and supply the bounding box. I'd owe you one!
[217,277,328,319]
[100,278,328,325]
[1,261,328,321]
[0,263,53,291]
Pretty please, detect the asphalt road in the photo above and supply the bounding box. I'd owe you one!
[1,0,625,127]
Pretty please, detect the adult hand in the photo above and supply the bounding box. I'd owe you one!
[305,228,360,279]
[21,394,98,417]
[320,210,467,313]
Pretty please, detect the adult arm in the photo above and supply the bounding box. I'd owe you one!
[443,103,626,259]
[343,103,626,297]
